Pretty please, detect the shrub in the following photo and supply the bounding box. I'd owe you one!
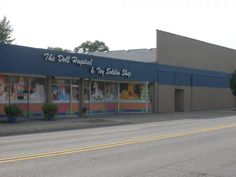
[42,103,58,118]
[4,104,22,123]
[4,104,22,117]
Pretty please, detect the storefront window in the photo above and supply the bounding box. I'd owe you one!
[119,82,147,113]
[11,76,29,103]
[104,82,118,113]
[71,80,79,102]
[0,75,9,103]
[51,79,70,102]
[91,81,104,102]
[51,79,70,116]
[120,83,146,102]
[0,75,9,117]
[29,78,46,103]
[10,76,29,116]
[104,82,118,102]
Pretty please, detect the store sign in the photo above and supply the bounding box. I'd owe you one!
[43,53,131,78]
[90,66,131,78]
[43,53,93,66]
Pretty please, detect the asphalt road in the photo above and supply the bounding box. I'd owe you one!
[1,114,236,177]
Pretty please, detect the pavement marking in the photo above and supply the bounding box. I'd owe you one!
[1,123,236,164]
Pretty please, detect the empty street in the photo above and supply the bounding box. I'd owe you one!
[1,113,236,177]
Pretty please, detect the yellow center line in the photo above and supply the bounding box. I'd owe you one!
[1,123,236,164]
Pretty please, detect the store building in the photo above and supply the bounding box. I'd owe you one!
[0,44,156,118]
[0,30,235,118]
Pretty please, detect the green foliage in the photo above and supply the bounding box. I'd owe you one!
[0,16,15,44]
[42,103,58,117]
[4,104,22,117]
[74,40,109,53]
[47,47,72,53]
[230,70,236,96]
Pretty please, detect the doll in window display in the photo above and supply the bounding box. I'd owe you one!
[104,83,114,101]
[91,82,103,101]
[14,77,26,100]
[58,83,69,101]
[30,83,46,102]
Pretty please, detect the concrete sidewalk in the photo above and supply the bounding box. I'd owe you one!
[1,109,236,137]
[0,116,131,137]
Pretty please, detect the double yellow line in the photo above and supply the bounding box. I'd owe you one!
[1,123,236,164]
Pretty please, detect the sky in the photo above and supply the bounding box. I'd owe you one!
[0,0,236,51]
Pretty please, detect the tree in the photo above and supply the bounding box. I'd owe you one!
[0,16,15,44]
[47,47,72,53]
[230,70,236,96]
[74,40,109,53]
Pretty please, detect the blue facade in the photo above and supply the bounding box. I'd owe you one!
[0,43,232,88]
[158,64,231,88]
[0,44,157,82]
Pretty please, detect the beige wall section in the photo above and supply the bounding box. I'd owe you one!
[156,30,236,73]
[192,87,235,110]
[158,85,174,112]
[158,85,234,112]
[158,85,191,112]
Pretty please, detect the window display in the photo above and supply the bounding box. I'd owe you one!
[0,75,9,103]
[104,82,118,102]
[29,78,46,103]
[91,81,104,101]
[11,76,29,102]
[51,79,70,116]
[51,79,70,102]
[120,83,145,101]
[1,74,152,116]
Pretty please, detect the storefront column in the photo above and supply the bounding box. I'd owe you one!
[46,76,52,103]
[79,78,85,117]
[153,82,158,113]
[8,76,12,105]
